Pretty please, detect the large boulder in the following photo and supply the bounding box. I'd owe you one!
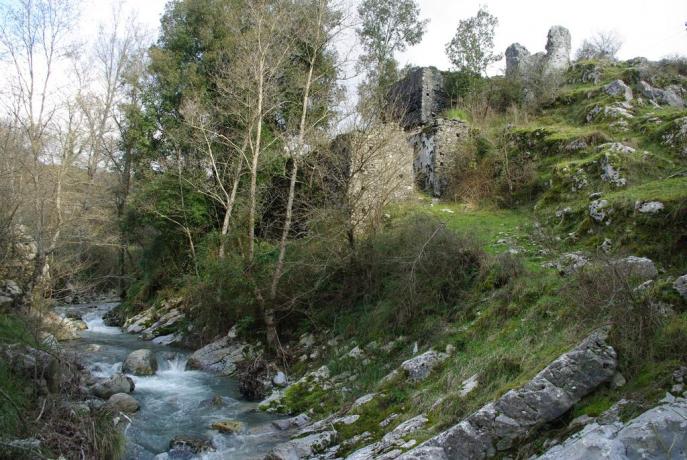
[399,330,617,459]
[186,328,253,375]
[122,349,157,376]
[604,80,633,102]
[140,308,185,340]
[611,256,658,282]
[536,396,687,459]
[106,393,139,413]
[91,373,135,399]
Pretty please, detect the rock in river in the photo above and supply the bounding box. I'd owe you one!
[123,349,157,376]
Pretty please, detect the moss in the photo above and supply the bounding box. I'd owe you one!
[281,381,343,416]
[573,394,615,418]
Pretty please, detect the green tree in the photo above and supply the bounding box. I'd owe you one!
[356,0,427,100]
[445,6,501,76]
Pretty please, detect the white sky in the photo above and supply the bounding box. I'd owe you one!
[82,0,687,75]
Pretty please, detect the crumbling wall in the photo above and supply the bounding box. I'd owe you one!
[388,67,448,129]
[506,26,571,79]
[410,118,471,197]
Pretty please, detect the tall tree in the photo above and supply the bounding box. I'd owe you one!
[356,0,427,103]
[445,6,501,76]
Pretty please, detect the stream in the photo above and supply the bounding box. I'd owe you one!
[58,302,286,459]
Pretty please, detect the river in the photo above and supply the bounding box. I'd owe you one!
[58,302,286,459]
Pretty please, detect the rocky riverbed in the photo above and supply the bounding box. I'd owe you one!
[59,302,287,459]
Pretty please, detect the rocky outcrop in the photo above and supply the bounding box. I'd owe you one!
[506,26,571,79]
[122,349,157,376]
[637,81,685,108]
[399,330,617,459]
[604,80,633,102]
[388,67,448,129]
[410,118,471,197]
[536,395,687,460]
[610,256,658,282]
[0,279,22,310]
[186,327,254,375]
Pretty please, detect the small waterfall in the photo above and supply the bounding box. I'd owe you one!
[83,310,122,335]
[157,353,188,373]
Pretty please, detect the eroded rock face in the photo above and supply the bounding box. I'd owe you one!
[388,67,448,129]
[536,396,687,460]
[399,330,617,460]
[604,80,633,102]
[122,349,157,376]
[505,26,571,78]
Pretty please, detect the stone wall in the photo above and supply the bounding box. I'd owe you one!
[388,67,448,129]
[331,125,415,233]
[409,118,471,197]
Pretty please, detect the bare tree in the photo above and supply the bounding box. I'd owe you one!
[575,31,623,61]
[0,0,82,303]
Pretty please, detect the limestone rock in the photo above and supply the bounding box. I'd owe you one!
[674,275,687,300]
[186,329,252,375]
[536,397,687,459]
[635,201,664,214]
[589,199,610,223]
[661,116,687,157]
[638,80,685,108]
[91,373,135,399]
[122,349,157,376]
[611,256,658,282]
[543,26,571,75]
[140,308,185,340]
[273,371,288,387]
[604,80,633,102]
[554,252,590,276]
[401,350,448,382]
[505,26,571,78]
[399,330,617,459]
[266,430,337,459]
[388,67,448,129]
[106,393,139,413]
[272,414,311,431]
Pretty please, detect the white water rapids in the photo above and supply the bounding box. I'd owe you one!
[60,303,286,459]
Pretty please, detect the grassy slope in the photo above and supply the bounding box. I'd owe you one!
[266,60,687,456]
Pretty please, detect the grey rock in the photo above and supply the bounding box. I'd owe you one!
[400,350,448,382]
[272,414,311,431]
[91,373,135,399]
[273,371,288,387]
[674,275,687,300]
[141,308,185,340]
[611,256,658,282]
[600,155,626,187]
[536,397,687,459]
[388,67,448,129]
[123,349,157,376]
[351,393,377,409]
[506,26,571,78]
[186,330,252,375]
[106,393,139,413]
[168,435,215,455]
[598,142,636,154]
[266,430,337,460]
[400,330,617,460]
[635,201,664,214]
[638,81,685,108]
[569,414,595,430]
[604,80,633,102]
[590,199,610,223]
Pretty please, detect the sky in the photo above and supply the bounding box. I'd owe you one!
[81,0,687,75]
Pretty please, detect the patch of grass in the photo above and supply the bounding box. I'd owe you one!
[443,107,470,122]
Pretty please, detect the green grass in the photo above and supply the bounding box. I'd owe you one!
[443,107,470,122]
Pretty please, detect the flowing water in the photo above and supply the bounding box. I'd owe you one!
[59,302,286,460]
